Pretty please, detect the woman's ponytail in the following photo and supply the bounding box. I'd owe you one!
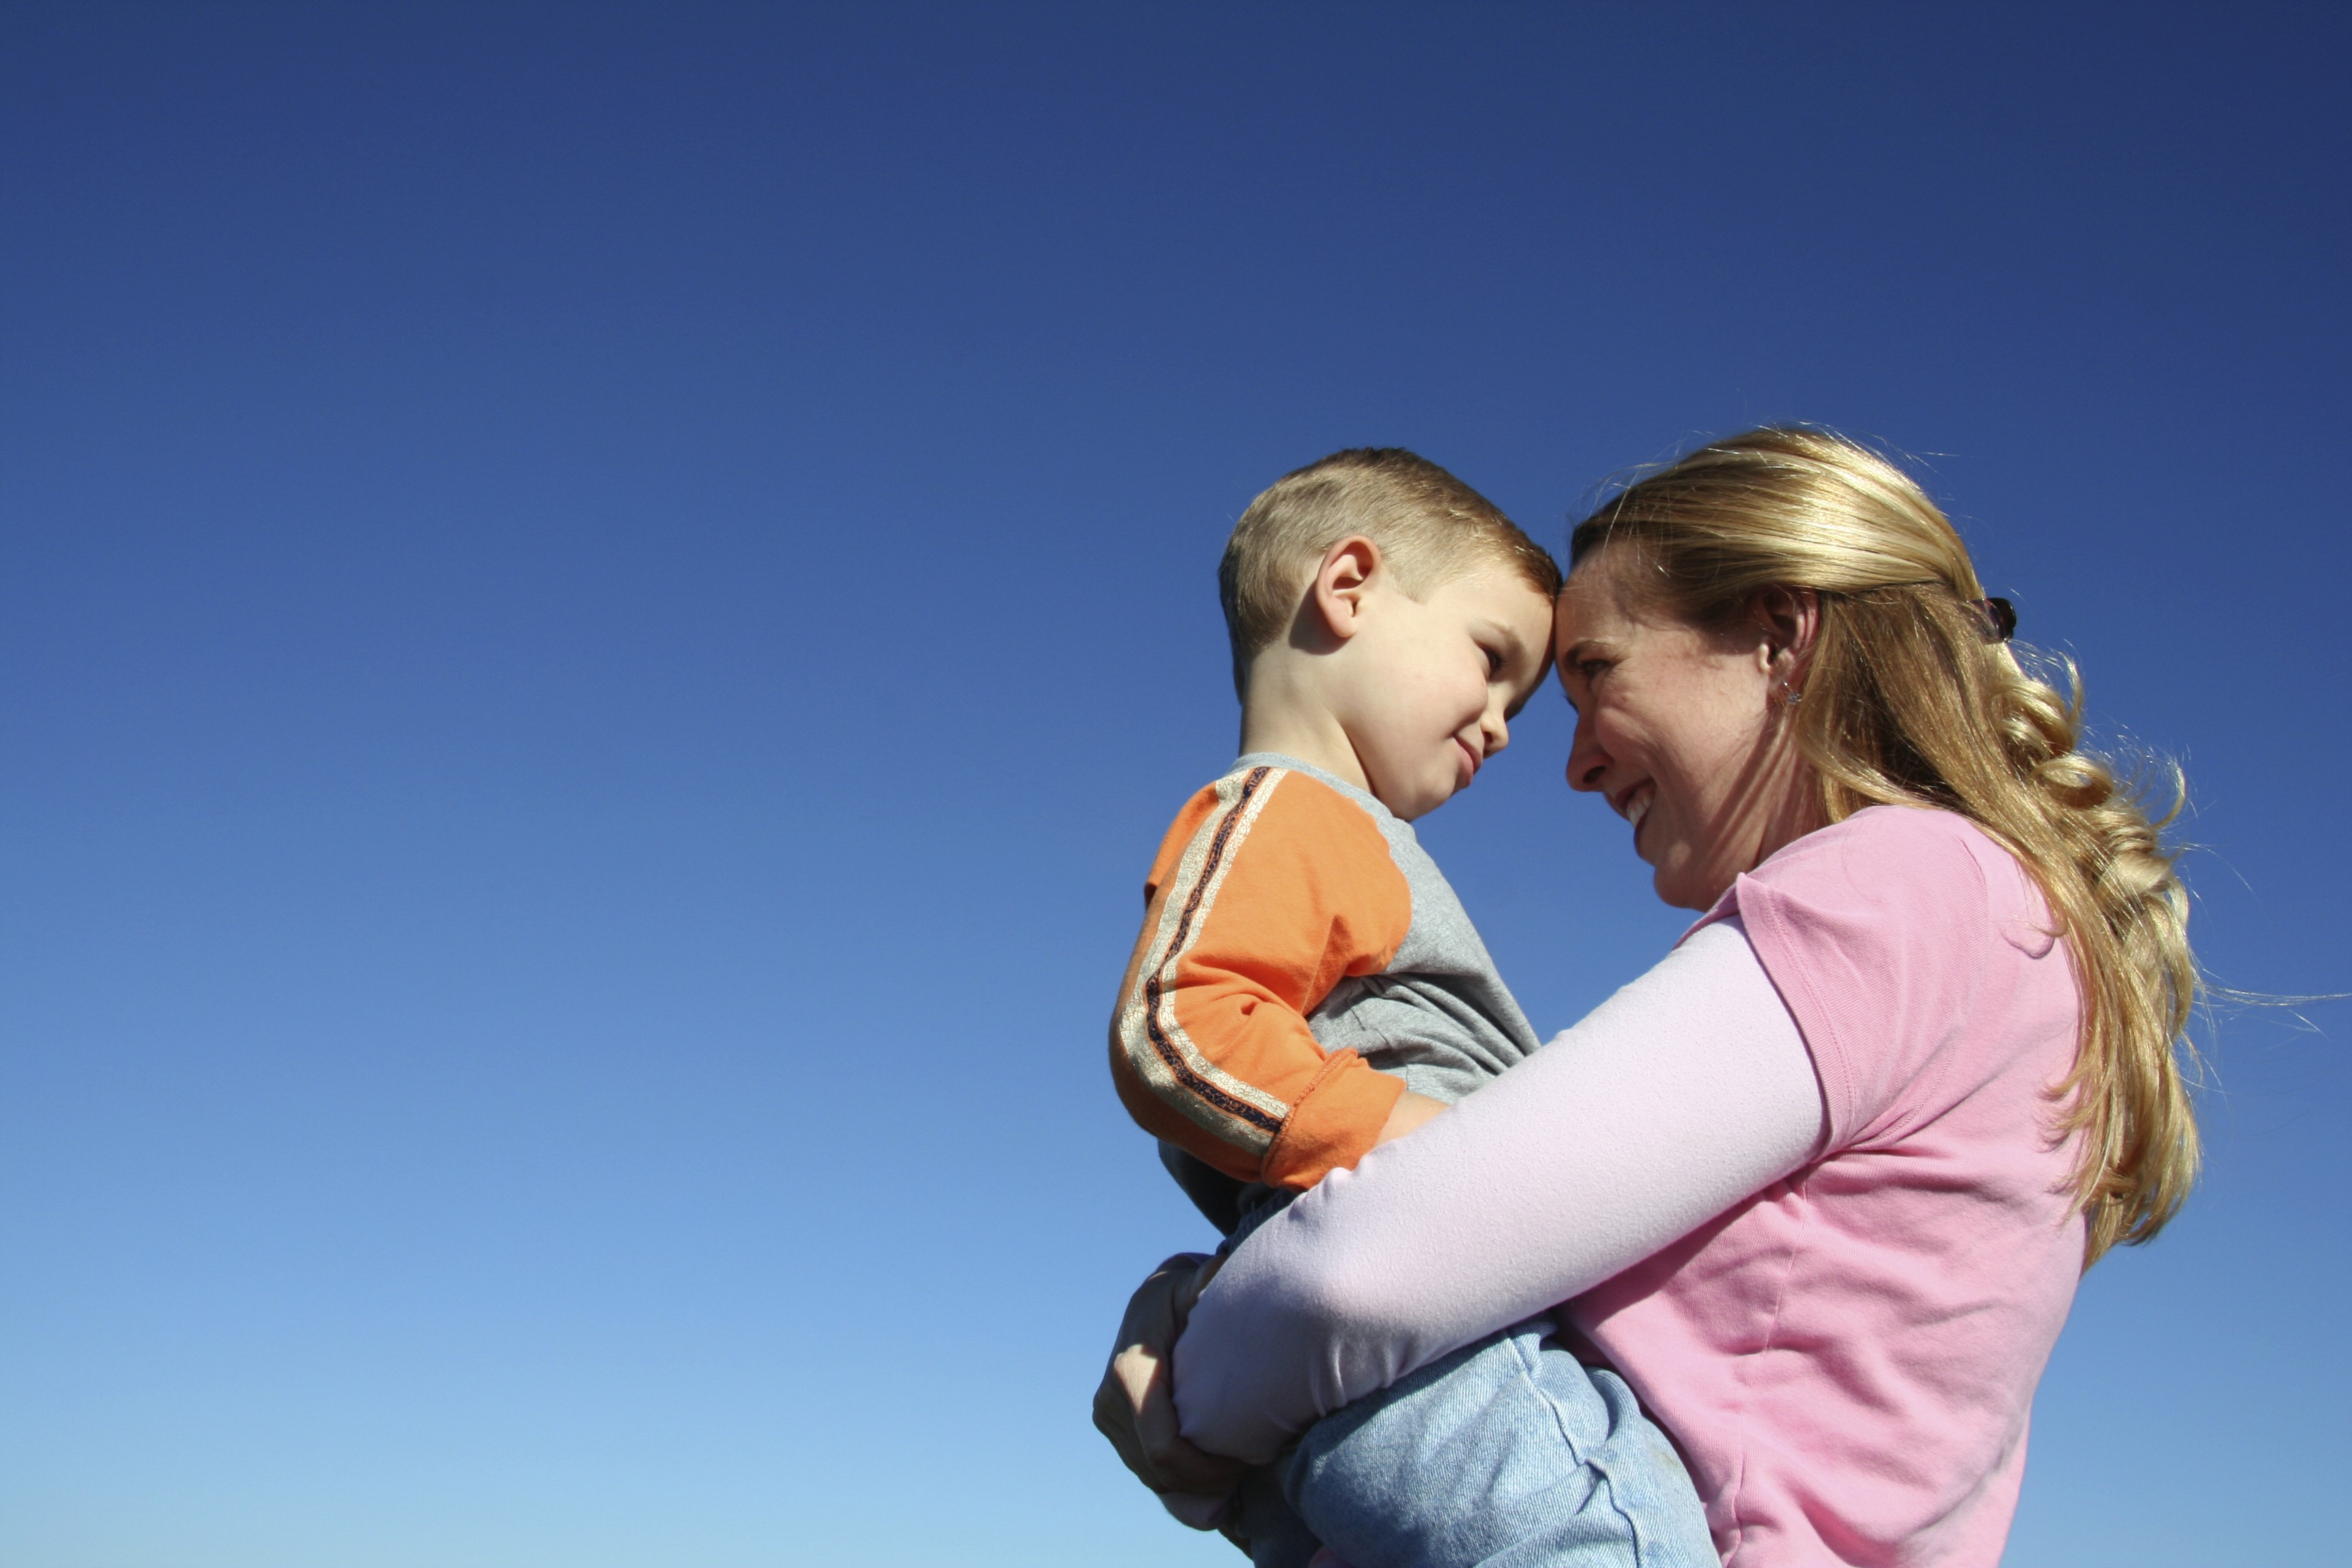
[1981,649,2198,1256]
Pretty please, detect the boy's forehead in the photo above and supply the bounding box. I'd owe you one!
[1446,564,1556,623]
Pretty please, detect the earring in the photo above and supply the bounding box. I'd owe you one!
[1782,684,1803,706]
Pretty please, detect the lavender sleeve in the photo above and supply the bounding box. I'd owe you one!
[1170,917,1827,1464]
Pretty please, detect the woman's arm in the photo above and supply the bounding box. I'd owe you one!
[1171,917,1827,1464]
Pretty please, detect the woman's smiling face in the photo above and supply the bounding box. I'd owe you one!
[1553,545,1820,910]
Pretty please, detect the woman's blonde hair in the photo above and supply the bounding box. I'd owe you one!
[1572,427,2198,1263]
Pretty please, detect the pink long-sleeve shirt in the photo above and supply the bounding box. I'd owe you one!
[1175,805,2088,1567]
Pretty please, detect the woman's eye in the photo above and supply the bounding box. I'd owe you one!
[1485,647,1505,677]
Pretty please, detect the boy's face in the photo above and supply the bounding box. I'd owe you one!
[1330,565,1556,821]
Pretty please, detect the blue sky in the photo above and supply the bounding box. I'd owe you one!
[1,5,2344,1565]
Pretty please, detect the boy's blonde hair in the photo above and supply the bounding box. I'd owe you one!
[1219,448,1562,697]
[1572,427,2199,1264]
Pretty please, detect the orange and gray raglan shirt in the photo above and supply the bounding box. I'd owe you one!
[1111,752,1542,1209]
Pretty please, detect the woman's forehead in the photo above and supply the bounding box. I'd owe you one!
[1555,557,1638,640]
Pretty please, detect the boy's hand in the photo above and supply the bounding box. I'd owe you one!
[1092,1253,1247,1522]
[1373,1089,1448,1146]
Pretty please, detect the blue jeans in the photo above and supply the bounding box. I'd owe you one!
[1172,1153,1713,1568]
[1284,1317,1714,1568]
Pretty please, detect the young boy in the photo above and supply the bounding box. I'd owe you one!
[1109,450,1713,1568]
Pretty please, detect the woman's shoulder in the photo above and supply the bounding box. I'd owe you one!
[1728,806,2061,1143]
[1737,804,2045,938]
[1765,798,1980,864]
[1722,805,1999,985]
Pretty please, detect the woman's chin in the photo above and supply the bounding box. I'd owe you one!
[1647,855,1714,912]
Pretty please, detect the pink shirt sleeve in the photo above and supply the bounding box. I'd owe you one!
[1171,917,1826,1464]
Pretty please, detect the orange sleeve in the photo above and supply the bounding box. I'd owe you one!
[1109,765,1412,1190]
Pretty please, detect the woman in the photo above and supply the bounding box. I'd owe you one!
[1096,427,2200,1567]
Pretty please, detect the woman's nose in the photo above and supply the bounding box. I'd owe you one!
[1565,715,1607,792]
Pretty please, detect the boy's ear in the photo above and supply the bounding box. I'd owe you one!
[1306,536,1383,642]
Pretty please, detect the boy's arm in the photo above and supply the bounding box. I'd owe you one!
[1111,768,1419,1192]
[1375,1090,1448,1145]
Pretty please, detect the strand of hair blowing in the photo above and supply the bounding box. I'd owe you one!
[1571,427,2199,1263]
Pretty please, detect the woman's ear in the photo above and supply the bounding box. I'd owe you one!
[1305,536,1384,643]
[1752,585,1822,685]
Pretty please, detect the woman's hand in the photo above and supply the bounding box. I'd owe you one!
[1092,1252,1248,1526]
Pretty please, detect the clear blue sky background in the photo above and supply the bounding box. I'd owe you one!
[2,5,2345,1565]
